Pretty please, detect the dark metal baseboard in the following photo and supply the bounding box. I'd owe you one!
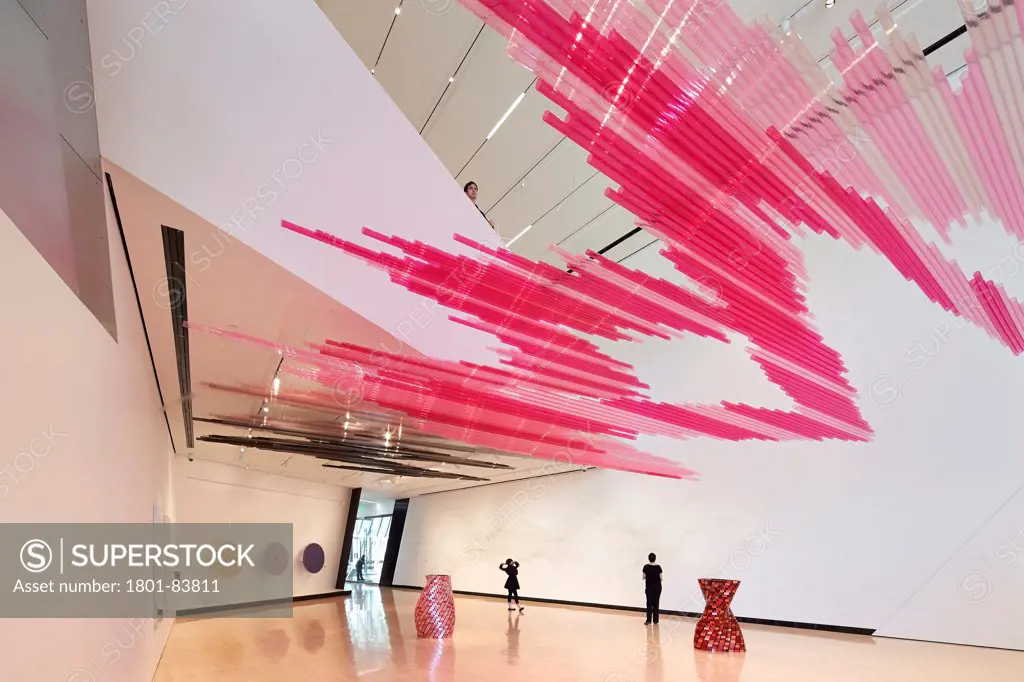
[389,585,875,636]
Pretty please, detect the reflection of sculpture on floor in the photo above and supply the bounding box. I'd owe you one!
[415,574,456,639]
[693,648,746,682]
[694,579,745,653]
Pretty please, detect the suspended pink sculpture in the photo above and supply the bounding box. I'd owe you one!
[415,574,456,639]
[270,0,1024,463]
[188,322,695,478]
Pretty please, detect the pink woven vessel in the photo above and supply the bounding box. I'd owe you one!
[415,574,456,639]
[694,579,746,653]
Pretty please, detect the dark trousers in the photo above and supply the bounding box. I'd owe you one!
[645,590,661,623]
[507,588,519,603]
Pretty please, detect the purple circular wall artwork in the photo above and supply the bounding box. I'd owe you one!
[262,542,290,576]
[302,543,325,574]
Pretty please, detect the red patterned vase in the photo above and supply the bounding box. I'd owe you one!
[693,578,745,653]
[415,574,456,639]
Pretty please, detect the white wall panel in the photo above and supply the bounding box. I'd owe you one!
[174,458,350,598]
[0,204,175,680]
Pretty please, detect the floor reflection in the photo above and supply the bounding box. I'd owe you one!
[504,612,521,665]
[645,625,663,682]
[693,649,745,682]
[155,587,1024,682]
[302,619,325,654]
[379,586,409,667]
[257,628,290,664]
[415,637,456,681]
[337,583,392,676]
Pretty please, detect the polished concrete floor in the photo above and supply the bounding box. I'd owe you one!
[154,586,1023,681]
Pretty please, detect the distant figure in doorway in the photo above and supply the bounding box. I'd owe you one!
[500,558,524,612]
[464,181,496,231]
[356,554,366,582]
[643,552,662,625]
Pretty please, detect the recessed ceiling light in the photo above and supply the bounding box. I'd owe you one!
[507,224,533,246]
[487,91,527,140]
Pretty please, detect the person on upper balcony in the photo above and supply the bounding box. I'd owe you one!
[464,181,496,231]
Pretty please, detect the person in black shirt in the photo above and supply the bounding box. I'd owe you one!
[499,558,524,612]
[464,181,496,231]
[643,552,662,625]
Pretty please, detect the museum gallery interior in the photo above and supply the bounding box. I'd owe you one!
[3,0,1024,679]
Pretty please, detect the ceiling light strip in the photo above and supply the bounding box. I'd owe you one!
[420,26,485,135]
[487,91,527,140]
[485,137,566,213]
[505,223,533,246]
[371,0,406,73]
[456,77,538,178]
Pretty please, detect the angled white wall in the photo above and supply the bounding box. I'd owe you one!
[0,204,175,679]
[173,458,350,598]
[84,0,499,365]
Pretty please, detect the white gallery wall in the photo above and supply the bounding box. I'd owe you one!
[396,217,1024,652]
[173,458,350,597]
[0,205,176,680]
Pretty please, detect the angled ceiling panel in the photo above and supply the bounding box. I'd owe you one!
[421,28,536,172]
[926,31,970,77]
[88,0,501,367]
[512,174,617,262]
[561,205,640,260]
[108,161,580,496]
[316,0,399,67]
[374,2,482,128]
[456,87,565,207]
[484,138,591,234]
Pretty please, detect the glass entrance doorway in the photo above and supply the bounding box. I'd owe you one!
[347,514,392,584]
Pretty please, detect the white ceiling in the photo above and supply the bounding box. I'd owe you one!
[107,162,585,498]
[317,0,970,270]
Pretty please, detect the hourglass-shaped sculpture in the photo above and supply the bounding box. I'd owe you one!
[693,579,745,653]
